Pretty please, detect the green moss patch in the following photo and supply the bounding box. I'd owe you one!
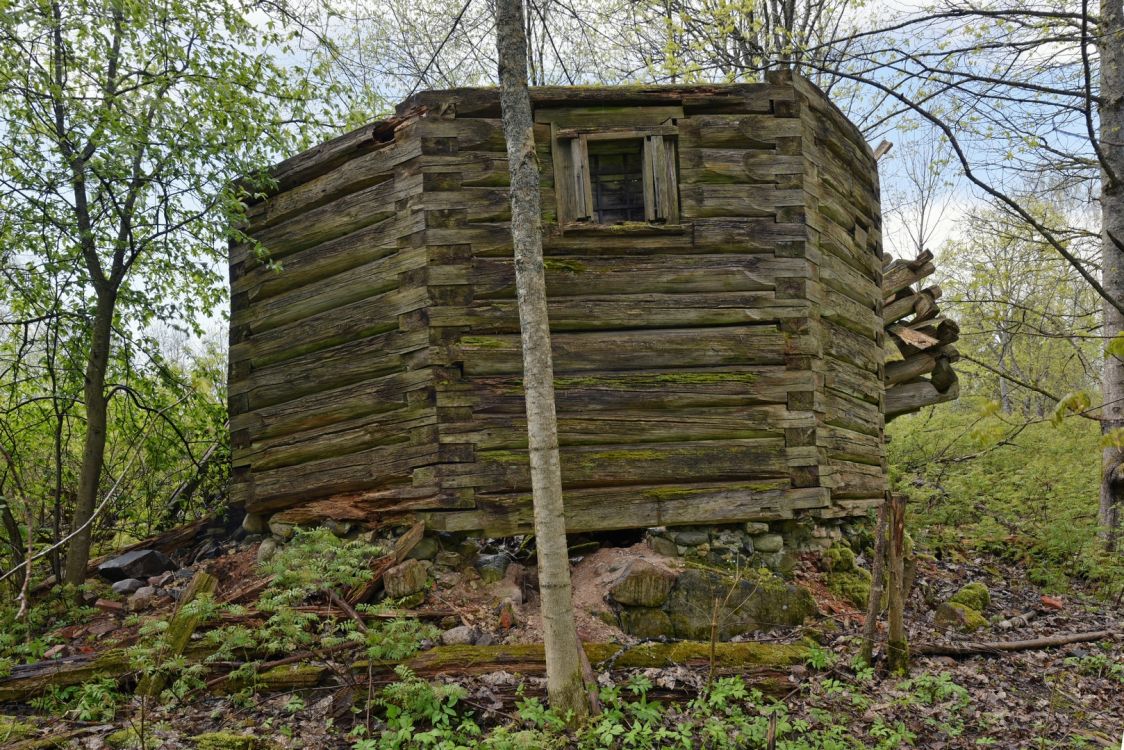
[0,716,35,743]
[827,568,872,608]
[934,601,987,633]
[949,582,990,612]
[193,731,275,750]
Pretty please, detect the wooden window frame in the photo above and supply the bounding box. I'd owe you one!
[551,124,680,227]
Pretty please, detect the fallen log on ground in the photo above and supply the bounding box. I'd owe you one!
[914,629,1119,657]
[0,640,809,702]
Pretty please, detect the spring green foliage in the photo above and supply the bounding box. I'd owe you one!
[888,407,1122,592]
[352,667,987,750]
[30,676,122,722]
[202,529,435,689]
[0,0,334,588]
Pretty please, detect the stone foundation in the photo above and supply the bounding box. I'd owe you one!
[644,518,867,575]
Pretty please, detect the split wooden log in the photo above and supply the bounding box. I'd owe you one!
[914,630,1119,657]
[346,520,425,604]
[137,570,218,697]
[886,494,908,675]
[859,497,889,666]
[0,640,809,702]
[885,376,960,420]
[883,253,935,297]
[883,285,941,325]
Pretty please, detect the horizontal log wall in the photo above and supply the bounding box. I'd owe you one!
[789,72,886,518]
[229,115,443,514]
[415,78,836,536]
[229,74,887,533]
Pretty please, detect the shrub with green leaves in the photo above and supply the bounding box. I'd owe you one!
[888,407,1121,592]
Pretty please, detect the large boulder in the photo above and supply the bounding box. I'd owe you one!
[608,559,676,608]
[96,550,176,582]
[664,568,815,640]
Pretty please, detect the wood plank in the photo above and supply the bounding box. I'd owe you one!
[439,407,789,449]
[232,211,423,300]
[247,111,421,197]
[429,254,811,298]
[680,184,804,219]
[680,149,805,185]
[234,405,436,472]
[231,286,428,368]
[691,219,809,252]
[818,424,883,466]
[229,328,429,410]
[822,319,881,372]
[455,326,787,375]
[425,483,828,536]
[236,174,422,265]
[437,368,809,412]
[678,115,803,149]
[816,388,882,438]
[244,442,441,513]
[822,460,886,499]
[885,377,960,420]
[235,246,426,332]
[231,369,433,440]
[245,137,421,231]
[816,250,882,309]
[433,439,788,492]
[431,293,810,332]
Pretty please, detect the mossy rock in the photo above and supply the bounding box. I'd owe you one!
[619,607,674,639]
[664,567,815,640]
[949,582,990,612]
[822,544,856,573]
[934,601,987,633]
[0,716,35,742]
[826,568,871,608]
[193,732,275,750]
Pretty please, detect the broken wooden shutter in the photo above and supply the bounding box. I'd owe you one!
[643,135,679,224]
[550,123,592,224]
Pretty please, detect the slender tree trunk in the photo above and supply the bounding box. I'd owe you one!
[1100,0,1124,553]
[494,0,590,721]
[886,494,909,675]
[63,287,116,586]
[859,497,888,666]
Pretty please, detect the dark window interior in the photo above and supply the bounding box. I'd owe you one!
[588,139,645,224]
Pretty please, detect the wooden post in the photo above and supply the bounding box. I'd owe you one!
[886,494,909,675]
[859,495,889,666]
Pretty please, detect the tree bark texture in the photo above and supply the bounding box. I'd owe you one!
[886,494,909,675]
[1100,0,1124,553]
[63,287,116,586]
[859,496,889,666]
[494,0,590,721]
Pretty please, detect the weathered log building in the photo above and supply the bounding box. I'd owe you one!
[228,70,958,536]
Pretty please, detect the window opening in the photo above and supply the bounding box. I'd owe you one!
[588,139,645,224]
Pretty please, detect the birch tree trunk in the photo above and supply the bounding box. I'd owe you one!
[494,0,590,720]
[1099,0,1124,552]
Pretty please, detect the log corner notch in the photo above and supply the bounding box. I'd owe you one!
[883,250,961,420]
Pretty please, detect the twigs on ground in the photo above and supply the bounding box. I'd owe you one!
[915,629,1120,657]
